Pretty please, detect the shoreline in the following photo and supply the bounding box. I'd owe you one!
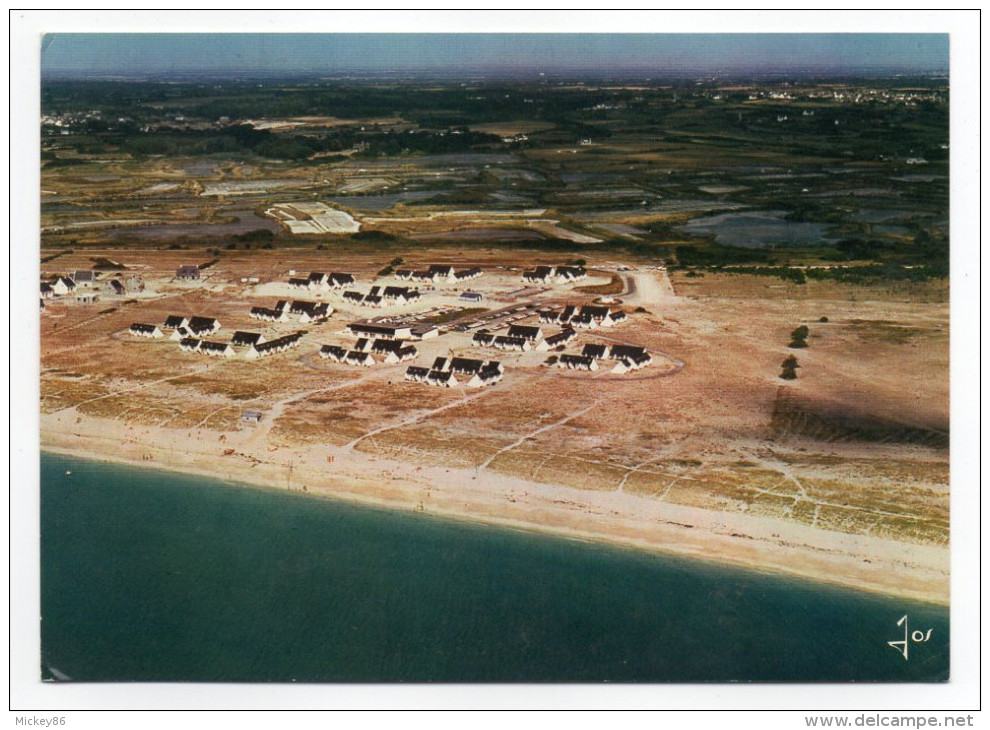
[40,410,950,606]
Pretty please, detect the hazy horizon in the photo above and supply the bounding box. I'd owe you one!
[40,33,949,81]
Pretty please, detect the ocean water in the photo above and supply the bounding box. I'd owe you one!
[40,453,949,683]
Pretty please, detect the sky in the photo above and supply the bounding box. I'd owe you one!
[40,33,949,79]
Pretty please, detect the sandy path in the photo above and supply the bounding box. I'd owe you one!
[622,269,675,308]
[342,386,497,452]
[51,364,217,414]
[478,401,599,470]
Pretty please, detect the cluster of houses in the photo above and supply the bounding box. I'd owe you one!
[287,271,356,292]
[129,323,164,338]
[553,343,652,374]
[342,285,421,308]
[395,265,483,284]
[405,356,503,388]
[539,304,627,329]
[288,300,332,323]
[320,338,418,367]
[41,270,143,306]
[471,323,549,352]
[162,315,222,341]
[244,331,306,359]
[250,300,290,322]
[248,300,332,323]
[175,327,306,360]
[522,265,587,285]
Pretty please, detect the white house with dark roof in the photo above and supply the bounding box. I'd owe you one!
[51,277,76,296]
[103,279,125,297]
[187,316,221,335]
[245,331,306,359]
[522,265,555,284]
[426,370,458,387]
[427,264,455,279]
[231,331,266,348]
[384,346,418,364]
[581,343,609,360]
[558,354,598,371]
[179,337,201,352]
[198,341,236,358]
[493,335,531,352]
[73,270,96,287]
[164,315,189,330]
[130,323,163,338]
[370,339,406,355]
[453,267,483,281]
[555,266,587,283]
[608,345,649,362]
[298,302,332,323]
[536,329,577,351]
[346,350,376,367]
[320,344,348,362]
[467,365,503,388]
[410,325,439,340]
[307,272,329,291]
[506,324,543,342]
[405,366,430,382]
[328,272,355,289]
[449,357,486,376]
[40,283,55,299]
[382,286,421,304]
[250,306,289,322]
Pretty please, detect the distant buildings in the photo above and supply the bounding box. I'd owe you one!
[289,271,355,292]
[395,265,483,284]
[522,265,586,285]
[176,265,201,281]
[541,304,625,329]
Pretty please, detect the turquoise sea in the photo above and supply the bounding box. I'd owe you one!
[40,453,949,682]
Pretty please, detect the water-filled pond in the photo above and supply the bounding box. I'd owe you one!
[677,210,834,248]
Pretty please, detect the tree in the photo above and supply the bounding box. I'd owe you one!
[780,355,800,380]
